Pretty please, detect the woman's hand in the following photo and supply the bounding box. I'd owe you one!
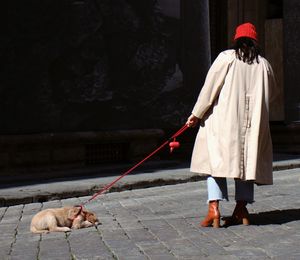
[186,114,199,128]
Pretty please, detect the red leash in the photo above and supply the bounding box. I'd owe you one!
[81,124,189,205]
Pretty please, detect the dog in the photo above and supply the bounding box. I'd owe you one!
[30,205,99,234]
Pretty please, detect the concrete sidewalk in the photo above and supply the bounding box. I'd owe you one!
[1,154,300,207]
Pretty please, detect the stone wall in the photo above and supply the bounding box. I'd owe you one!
[283,0,300,123]
[265,19,284,121]
[1,0,198,134]
[0,0,211,176]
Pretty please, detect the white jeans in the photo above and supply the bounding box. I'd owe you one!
[207,176,254,203]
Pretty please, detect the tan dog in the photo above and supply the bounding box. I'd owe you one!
[30,206,99,234]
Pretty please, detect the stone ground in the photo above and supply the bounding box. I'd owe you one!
[1,168,300,260]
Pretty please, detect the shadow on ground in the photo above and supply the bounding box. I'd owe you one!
[250,209,300,225]
[0,160,190,189]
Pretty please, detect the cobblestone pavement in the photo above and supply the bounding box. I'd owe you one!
[1,168,300,260]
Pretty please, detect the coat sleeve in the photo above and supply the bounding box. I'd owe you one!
[191,51,233,119]
[265,60,279,105]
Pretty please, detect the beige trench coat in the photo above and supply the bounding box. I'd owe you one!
[190,49,277,185]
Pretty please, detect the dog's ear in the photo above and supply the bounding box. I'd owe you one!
[85,212,91,219]
[68,207,81,219]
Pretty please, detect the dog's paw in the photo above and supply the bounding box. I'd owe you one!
[62,227,72,232]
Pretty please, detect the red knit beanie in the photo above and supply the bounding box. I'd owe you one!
[234,22,258,41]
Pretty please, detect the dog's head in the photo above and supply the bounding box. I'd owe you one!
[85,211,99,225]
[71,205,100,225]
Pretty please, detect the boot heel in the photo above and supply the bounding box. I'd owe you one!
[223,201,250,227]
[242,218,250,225]
[212,218,220,228]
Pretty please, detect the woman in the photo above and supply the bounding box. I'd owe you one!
[186,22,277,228]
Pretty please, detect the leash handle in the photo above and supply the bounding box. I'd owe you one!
[82,124,189,205]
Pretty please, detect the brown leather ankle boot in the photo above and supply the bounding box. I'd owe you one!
[200,200,220,228]
[222,200,250,227]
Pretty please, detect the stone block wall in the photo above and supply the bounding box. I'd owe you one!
[1,0,193,134]
[0,129,164,183]
[0,0,211,178]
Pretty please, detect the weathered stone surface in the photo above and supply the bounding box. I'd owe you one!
[1,168,300,259]
[1,0,195,134]
[283,0,300,123]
